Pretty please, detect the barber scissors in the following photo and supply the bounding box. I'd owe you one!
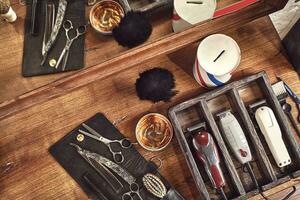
[122,182,144,200]
[55,20,86,71]
[79,123,132,163]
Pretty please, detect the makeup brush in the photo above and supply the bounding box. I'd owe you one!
[135,68,176,103]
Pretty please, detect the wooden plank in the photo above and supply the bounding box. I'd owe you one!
[171,72,264,113]
[261,176,291,191]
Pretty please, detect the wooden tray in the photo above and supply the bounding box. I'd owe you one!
[168,72,300,200]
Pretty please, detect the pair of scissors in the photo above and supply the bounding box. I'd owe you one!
[79,123,132,163]
[122,182,144,200]
[55,20,86,71]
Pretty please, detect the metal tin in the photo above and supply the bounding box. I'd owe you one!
[135,113,173,151]
[89,0,125,35]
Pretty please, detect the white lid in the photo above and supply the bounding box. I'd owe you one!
[197,34,241,76]
[174,0,216,25]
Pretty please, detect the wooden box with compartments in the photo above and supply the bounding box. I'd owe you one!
[168,72,300,200]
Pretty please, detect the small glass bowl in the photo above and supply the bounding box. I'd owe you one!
[135,113,173,151]
[89,0,125,35]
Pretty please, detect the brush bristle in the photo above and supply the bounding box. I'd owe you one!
[112,11,152,48]
[272,81,288,99]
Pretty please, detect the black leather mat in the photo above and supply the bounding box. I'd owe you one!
[49,113,184,200]
[22,0,86,77]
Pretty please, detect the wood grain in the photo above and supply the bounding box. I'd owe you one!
[1,16,300,200]
[0,0,287,110]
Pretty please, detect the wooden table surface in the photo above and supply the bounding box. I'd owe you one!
[0,0,244,104]
[0,1,176,102]
[0,3,300,200]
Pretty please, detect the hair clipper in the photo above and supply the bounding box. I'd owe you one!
[255,106,291,167]
[193,131,227,200]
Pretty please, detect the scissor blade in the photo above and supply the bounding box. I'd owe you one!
[55,48,67,69]
[61,49,69,71]
[79,129,100,141]
[82,123,102,137]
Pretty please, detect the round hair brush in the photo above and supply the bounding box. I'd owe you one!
[135,68,176,103]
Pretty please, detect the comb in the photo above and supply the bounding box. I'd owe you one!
[272,81,288,101]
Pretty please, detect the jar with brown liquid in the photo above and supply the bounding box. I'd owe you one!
[90,0,124,34]
[136,113,173,151]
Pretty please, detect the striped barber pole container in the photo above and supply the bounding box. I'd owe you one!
[193,34,241,88]
[172,0,216,33]
[193,58,232,88]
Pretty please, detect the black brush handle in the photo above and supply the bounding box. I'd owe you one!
[31,0,41,36]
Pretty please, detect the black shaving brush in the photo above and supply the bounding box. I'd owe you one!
[135,68,177,103]
[113,11,152,48]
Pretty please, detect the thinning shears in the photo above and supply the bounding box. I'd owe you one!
[55,20,86,71]
[79,123,132,163]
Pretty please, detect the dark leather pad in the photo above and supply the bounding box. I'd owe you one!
[49,113,184,200]
[22,0,85,77]
[283,19,300,74]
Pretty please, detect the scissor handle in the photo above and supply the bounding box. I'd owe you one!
[63,20,73,30]
[76,25,86,36]
[129,183,140,192]
[112,150,124,164]
[121,183,140,200]
[119,138,132,149]
[122,192,133,200]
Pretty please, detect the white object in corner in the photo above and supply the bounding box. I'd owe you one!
[269,0,300,39]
